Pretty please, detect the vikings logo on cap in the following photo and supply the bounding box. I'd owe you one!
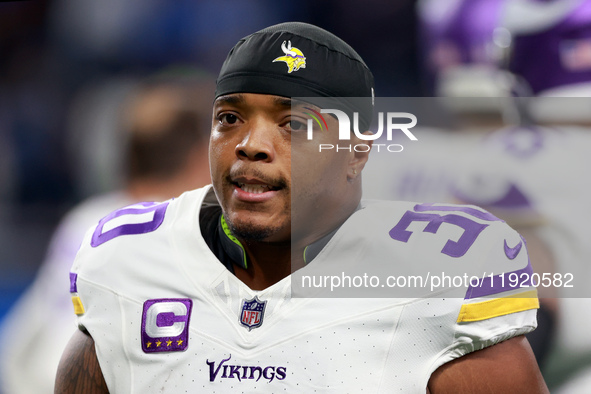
[273,40,306,73]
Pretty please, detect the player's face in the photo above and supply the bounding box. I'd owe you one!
[209,93,353,244]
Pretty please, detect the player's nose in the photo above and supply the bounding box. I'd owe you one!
[235,118,275,162]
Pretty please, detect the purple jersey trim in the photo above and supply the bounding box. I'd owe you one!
[69,272,78,293]
[464,258,534,300]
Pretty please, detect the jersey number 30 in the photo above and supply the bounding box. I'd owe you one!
[389,203,501,258]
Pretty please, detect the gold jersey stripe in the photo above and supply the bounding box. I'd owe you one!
[457,290,539,323]
[71,295,85,315]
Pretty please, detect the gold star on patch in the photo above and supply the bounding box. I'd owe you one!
[177,339,183,346]
[156,341,162,347]
[166,340,172,346]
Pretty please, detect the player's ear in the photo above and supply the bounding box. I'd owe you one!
[347,131,373,181]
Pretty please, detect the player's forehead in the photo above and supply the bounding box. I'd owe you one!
[213,93,313,112]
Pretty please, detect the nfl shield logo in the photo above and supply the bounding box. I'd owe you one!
[239,296,267,331]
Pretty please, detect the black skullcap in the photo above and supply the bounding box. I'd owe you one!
[215,22,375,131]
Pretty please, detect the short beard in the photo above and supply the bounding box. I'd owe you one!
[226,218,279,243]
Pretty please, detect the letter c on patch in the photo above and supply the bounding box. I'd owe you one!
[145,301,188,338]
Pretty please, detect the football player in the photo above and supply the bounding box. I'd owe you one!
[55,22,548,393]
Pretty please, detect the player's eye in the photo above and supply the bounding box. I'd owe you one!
[218,113,239,125]
[286,120,306,132]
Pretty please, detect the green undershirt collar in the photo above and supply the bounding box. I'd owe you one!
[219,214,249,269]
[218,213,348,269]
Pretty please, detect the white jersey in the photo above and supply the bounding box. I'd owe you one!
[71,186,537,393]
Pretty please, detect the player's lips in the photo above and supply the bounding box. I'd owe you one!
[230,176,282,202]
